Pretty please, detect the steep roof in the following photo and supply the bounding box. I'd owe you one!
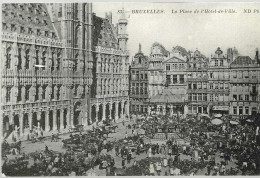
[230,56,255,66]
[164,56,186,63]
[93,15,118,48]
[151,42,169,56]
[2,3,58,39]
[172,46,188,57]
[150,88,185,103]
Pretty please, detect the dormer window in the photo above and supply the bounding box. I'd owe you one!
[20,26,25,33]
[42,11,48,16]
[11,12,16,19]
[11,24,16,31]
[45,31,49,37]
[28,16,32,22]
[27,6,32,13]
[19,4,24,10]
[35,18,40,24]
[28,27,33,34]
[43,20,48,25]
[52,32,56,39]
[37,29,41,36]
[19,14,23,20]
[3,23,7,30]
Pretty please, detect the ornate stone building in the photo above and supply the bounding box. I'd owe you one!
[47,3,93,126]
[1,3,130,139]
[2,3,69,139]
[90,12,130,123]
[230,52,260,119]
[187,50,209,114]
[207,48,231,115]
[130,44,149,113]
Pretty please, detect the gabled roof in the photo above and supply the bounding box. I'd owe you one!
[93,15,118,48]
[151,42,169,56]
[2,3,57,39]
[164,56,186,63]
[231,56,255,66]
[172,46,188,57]
[150,88,185,103]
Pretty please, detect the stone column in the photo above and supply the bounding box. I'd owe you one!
[95,106,99,123]
[121,102,124,119]
[177,75,180,83]
[102,104,106,121]
[37,111,41,130]
[60,109,64,131]
[53,110,57,130]
[45,110,50,131]
[19,113,24,137]
[66,108,71,128]
[148,105,151,115]
[28,112,33,131]
[70,109,74,128]
[109,104,112,120]
[115,102,119,120]
[126,101,130,117]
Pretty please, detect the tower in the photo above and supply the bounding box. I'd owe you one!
[117,8,128,51]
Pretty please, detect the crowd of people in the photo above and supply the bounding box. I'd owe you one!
[2,112,260,176]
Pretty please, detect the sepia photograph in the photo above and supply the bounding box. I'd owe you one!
[1,1,260,176]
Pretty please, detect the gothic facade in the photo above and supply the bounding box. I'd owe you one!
[136,43,260,118]
[90,12,130,124]
[130,44,149,113]
[1,3,130,140]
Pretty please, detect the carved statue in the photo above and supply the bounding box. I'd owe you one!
[77,85,83,97]
[54,85,58,100]
[29,86,36,102]
[38,86,42,100]
[21,86,25,102]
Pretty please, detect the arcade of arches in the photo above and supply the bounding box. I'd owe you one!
[2,105,84,138]
[90,100,129,124]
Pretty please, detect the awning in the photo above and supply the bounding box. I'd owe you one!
[211,118,223,125]
[214,114,222,118]
[230,121,239,125]
[149,88,186,104]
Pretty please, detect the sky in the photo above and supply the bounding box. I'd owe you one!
[93,2,260,60]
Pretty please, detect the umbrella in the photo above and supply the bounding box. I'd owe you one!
[201,114,210,117]
[246,119,254,123]
[211,118,223,125]
[214,114,222,118]
[230,121,239,125]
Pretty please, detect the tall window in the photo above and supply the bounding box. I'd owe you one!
[220,60,223,66]
[239,94,243,101]
[193,94,197,101]
[188,94,192,101]
[188,83,192,89]
[203,94,207,101]
[210,83,213,89]
[166,75,171,85]
[239,106,243,115]
[172,75,177,84]
[6,87,11,102]
[179,75,184,84]
[233,106,237,115]
[166,64,170,71]
[215,60,218,66]
[193,83,197,89]
[210,94,213,102]
[245,107,249,115]
[198,93,202,101]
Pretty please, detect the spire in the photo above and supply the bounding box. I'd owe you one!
[138,43,142,53]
